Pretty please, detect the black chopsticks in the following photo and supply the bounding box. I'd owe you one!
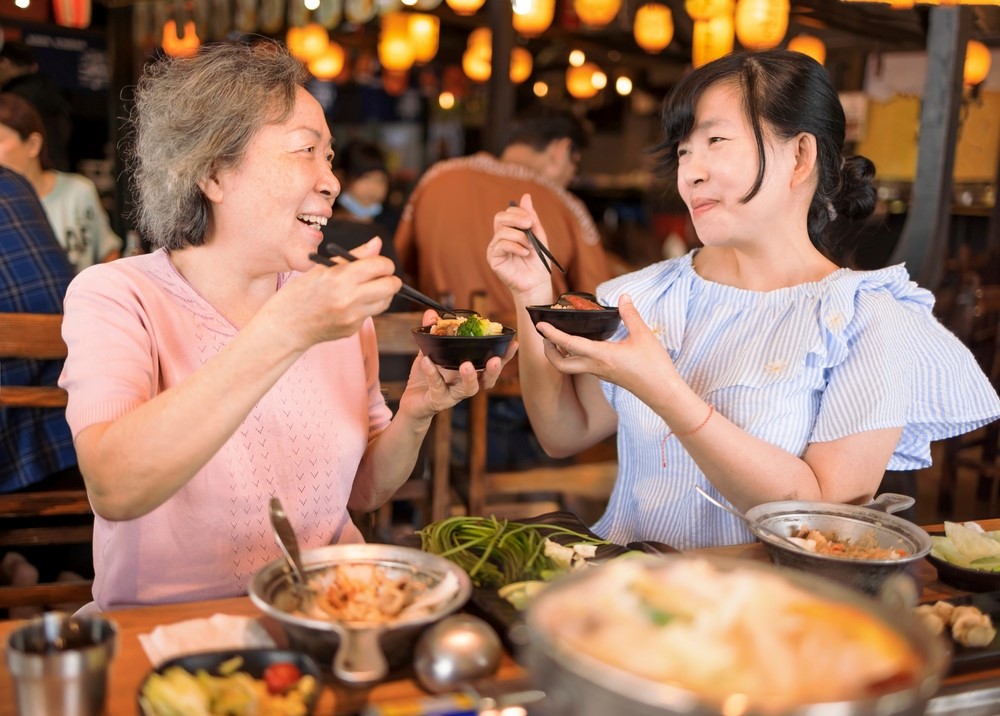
[508,200,566,275]
[309,243,456,317]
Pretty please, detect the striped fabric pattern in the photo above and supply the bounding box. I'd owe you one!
[590,252,1000,549]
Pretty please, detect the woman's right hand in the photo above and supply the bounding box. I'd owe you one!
[271,237,401,350]
[488,194,555,302]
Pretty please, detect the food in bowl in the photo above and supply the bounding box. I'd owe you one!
[411,324,516,370]
[789,524,909,560]
[529,557,928,714]
[526,292,621,341]
[429,314,503,337]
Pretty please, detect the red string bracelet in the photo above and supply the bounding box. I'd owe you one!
[661,403,715,468]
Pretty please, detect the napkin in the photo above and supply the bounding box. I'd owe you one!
[138,613,276,666]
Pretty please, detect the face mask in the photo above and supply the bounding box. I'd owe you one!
[337,191,383,220]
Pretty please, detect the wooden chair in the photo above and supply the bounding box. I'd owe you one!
[367,312,453,542]
[935,275,1000,515]
[0,312,94,612]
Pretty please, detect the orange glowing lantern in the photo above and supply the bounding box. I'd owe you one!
[52,0,91,28]
[692,15,734,68]
[573,0,621,27]
[308,41,347,80]
[634,3,674,53]
[735,0,789,50]
[510,47,533,84]
[462,47,491,82]
[162,20,200,58]
[408,13,439,64]
[287,23,329,62]
[787,34,825,65]
[513,0,556,37]
[684,0,733,21]
[964,39,992,87]
[566,62,601,99]
[379,12,415,72]
[445,0,485,15]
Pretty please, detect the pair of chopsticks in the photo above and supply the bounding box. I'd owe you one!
[508,200,566,275]
[309,243,456,317]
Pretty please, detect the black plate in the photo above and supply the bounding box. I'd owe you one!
[927,532,1000,592]
[411,325,516,370]
[525,304,621,341]
[137,648,322,715]
[929,590,1000,674]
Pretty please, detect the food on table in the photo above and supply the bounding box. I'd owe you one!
[915,600,997,647]
[535,558,923,712]
[931,520,1000,571]
[788,524,908,560]
[417,515,607,591]
[140,656,316,716]
[292,563,430,623]
[553,294,604,310]
[429,314,503,337]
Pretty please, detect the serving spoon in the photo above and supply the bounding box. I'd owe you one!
[268,496,309,601]
[694,485,812,552]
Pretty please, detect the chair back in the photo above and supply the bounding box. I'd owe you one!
[0,312,93,613]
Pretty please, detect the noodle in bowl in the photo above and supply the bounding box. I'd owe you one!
[525,555,947,716]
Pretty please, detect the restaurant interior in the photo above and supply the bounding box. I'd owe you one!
[2,0,1000,713]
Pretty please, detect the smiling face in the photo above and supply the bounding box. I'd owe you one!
[204,86,339,273]
[676,81,798,248]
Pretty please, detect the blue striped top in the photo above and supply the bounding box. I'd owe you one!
[590,252,1000,549]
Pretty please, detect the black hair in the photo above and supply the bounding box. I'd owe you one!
[503,107,590,153]
[336,140,387,182]
[653,50,876,257]
[0,41,38,70]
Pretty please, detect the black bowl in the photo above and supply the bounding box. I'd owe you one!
[137,648,322,715]
[927,535,1000,592]
[411,325,516,370]
[526,299,621,341]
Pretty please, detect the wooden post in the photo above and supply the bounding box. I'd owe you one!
[888,7,970,291]
[485,0,515,156]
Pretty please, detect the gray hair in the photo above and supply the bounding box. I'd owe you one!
[126,39,309,250]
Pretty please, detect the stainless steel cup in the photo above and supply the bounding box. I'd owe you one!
[5,612,117,716]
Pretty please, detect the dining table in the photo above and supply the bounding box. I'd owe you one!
[3,518,1000,716]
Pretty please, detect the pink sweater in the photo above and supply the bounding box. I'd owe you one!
[60,249,392,609]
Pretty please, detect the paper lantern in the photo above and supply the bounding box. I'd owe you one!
[162,20,200,58]
[513,0,555,37]
[684,0,733,21]
[308,41,347,80]
[533,80,549,97]
[468,26,491,50]
[52,0,91,28]
[438,91,456,110]
[616,75,633,95]
[510,47,533,84]
[735,0,788,50]
[633,3,674,53]
[566,62,601,99]
[787,34,825,65]
[573,0,621,27]
[445,0,485,15]
[408,13,439,64]
[462,46,491,83]
[964,39,992,87]
[378,12,415,72]
[692,15,734,68]
[287,23,329,62]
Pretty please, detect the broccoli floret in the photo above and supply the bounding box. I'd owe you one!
[456,316,487,336]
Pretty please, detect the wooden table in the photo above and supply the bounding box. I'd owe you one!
[1,520,997,715]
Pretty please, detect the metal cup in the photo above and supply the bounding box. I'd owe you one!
[5,612,117,716]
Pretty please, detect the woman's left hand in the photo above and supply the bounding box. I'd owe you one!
[537,294,677,398]
[399,310,518,418]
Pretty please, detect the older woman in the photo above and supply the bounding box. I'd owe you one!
[58,40,508,609]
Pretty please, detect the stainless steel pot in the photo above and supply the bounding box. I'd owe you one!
[524,554,948,716]
[249,543,471,685]
[743,496,932,595]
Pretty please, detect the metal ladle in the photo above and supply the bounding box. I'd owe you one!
[268,496,308,594]
[694,485,812,552]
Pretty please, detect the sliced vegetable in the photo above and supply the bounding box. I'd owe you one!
[264,663,302,695]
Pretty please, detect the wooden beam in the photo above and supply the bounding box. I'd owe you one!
[889,7,970,290]
[485,0,515,156]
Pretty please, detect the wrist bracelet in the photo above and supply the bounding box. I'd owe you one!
[661,403,715,468]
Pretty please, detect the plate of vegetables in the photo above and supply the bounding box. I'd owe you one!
[137,648,321,716]
[928,521,1000,592]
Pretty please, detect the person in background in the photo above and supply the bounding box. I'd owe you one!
[58,40,509,610]
[321,139,406,312]
[0,41,72,172]
[395,108,611,471]
[0,165,79,617]
[395,108,609,317]
[488,50,1000,549]
[0,94,122,273]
